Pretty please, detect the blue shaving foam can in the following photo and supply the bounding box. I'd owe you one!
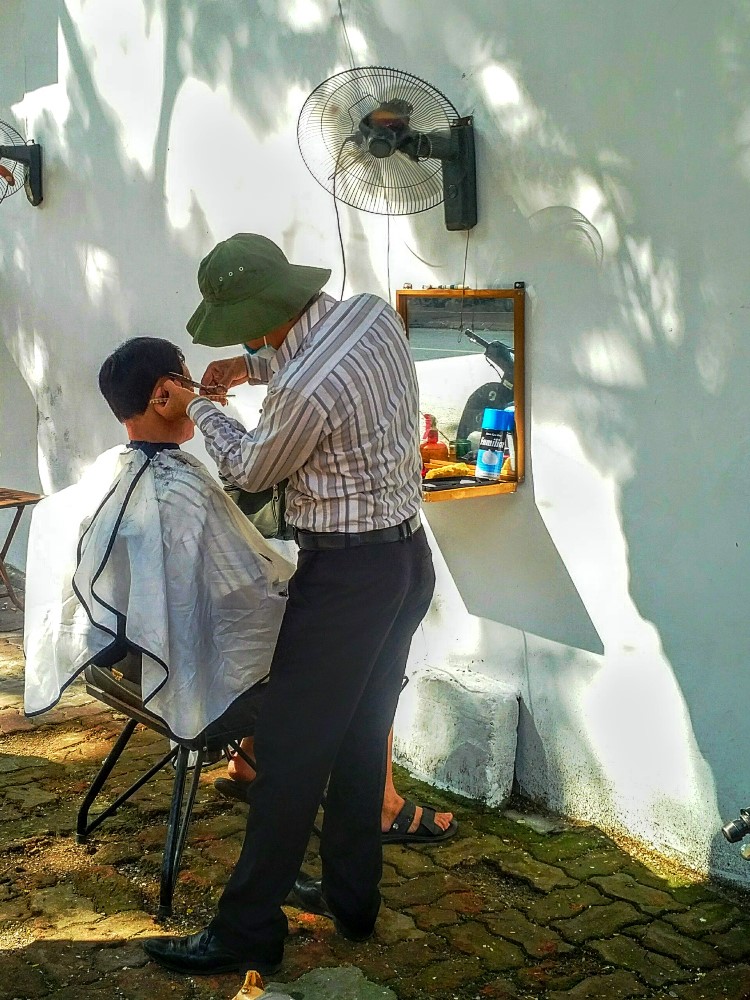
[475,408,515,481]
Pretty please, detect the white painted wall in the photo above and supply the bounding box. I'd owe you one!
[1,1,749,884]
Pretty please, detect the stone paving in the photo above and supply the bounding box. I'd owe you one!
[3,587,750,1000]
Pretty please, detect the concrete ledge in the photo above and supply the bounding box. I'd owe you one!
[393,666,519,808]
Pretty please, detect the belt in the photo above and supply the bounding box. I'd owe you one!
[294,513,422,550]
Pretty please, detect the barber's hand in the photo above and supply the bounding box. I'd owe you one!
[153,379,196,421]
[201,356,249,395]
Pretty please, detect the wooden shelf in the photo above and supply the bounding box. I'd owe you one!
[422,480,518,503]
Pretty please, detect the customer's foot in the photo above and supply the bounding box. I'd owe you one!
[227,750,256,783]
[142,928,281,976]
[287,874,374,942]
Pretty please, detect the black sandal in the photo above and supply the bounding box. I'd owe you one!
[382,799,458,844]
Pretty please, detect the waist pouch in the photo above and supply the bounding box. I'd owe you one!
[222,476,293,540]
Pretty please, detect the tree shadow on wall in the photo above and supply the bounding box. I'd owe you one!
[4,0,750,874]
[4,1,372,486]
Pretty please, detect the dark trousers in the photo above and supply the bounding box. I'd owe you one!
[209,526,435,962]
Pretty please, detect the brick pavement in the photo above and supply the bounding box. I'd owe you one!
[2,590,750,1000]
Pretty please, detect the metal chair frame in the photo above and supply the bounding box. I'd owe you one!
[76,665,258,919]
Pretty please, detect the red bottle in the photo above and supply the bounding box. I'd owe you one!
[420,427,450,463]
[421,413,436,443]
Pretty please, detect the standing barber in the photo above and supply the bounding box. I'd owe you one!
[143,234,435,976]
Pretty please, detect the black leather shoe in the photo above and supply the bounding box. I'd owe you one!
[142,928,281,976]
[287,874,334,919]
[287,874,374,943]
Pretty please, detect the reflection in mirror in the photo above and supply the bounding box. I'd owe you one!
[406,296,514,363]
[396,287,525,487]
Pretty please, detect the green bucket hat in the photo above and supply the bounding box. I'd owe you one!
[186,233,331,347]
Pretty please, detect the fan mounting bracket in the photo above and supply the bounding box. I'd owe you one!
[441,117,476,231]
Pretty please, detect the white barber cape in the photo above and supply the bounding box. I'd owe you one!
[23,444,296,740]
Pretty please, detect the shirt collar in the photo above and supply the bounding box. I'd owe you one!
[244,293,339,380]
[128,440,181,459]
[273,292,339,372]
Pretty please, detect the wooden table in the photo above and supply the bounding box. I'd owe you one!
[0,488,42,611]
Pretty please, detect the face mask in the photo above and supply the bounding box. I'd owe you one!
[244,337,276,363]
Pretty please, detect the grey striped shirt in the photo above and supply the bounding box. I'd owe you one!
[187,292,423,533]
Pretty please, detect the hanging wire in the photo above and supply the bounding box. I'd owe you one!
[337,0,357,70]
[334,194,346,299]
[457,228,472,336]
[386,214,392,304]
[332,138,354,299]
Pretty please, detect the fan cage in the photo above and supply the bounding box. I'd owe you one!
[298,66,461,216]
[0,120,27,205]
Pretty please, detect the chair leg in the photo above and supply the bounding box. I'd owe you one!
[77,719,138,842]
[77,719,178,841]
[77,715,216,917]
[158,747,205,919]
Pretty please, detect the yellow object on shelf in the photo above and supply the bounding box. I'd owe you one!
[424,462,476,480]
[423,480,517,502]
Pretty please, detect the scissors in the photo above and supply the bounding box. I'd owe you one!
[150,372,235,405]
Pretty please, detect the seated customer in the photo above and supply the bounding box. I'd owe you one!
[24,337,294,740]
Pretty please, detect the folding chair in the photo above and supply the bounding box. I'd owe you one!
[76,650,264,918]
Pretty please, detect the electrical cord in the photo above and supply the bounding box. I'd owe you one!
[337,0,356,70]
[333,1,356,298]
[457,227,472,341]
[332,137,355,299]
[386,214,392,304]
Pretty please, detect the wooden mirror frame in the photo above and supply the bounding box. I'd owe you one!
[396,284,526,495]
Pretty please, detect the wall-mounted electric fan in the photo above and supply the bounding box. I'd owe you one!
[297,66,476,231]
[0,119,43,207]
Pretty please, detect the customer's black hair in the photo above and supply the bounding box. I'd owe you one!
[98,337,185,421]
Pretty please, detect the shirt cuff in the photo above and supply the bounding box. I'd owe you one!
[187,396,218,425]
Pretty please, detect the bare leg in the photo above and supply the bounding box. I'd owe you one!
[380,730,453,834]
[227,736,256,781]
[226,730,453,835]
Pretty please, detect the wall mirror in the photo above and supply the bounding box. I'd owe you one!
[396,285,525,500]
